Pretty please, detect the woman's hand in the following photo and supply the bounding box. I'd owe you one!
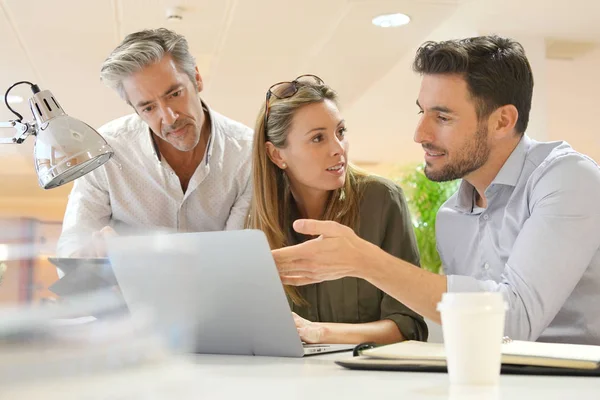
[292,312,327,344]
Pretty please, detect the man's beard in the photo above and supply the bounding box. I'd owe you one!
[162,117,201,152]
[424,125,490,182]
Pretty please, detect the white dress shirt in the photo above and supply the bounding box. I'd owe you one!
[57,105,253,257]
[437,136,600,345]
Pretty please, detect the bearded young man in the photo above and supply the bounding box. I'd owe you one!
[273,35,600,345]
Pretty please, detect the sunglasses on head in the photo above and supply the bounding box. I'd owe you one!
[264,74,324,132]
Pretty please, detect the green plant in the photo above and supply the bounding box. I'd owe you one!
[398,164,459,274]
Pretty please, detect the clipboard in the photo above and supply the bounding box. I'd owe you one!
[335,357,600,376]
[336,342,600,377]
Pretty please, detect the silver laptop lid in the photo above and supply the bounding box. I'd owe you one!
[107,230,305,357]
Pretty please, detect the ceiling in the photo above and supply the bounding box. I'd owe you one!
[0,0,598,201]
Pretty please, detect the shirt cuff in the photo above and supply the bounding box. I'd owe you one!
[385,314,429,342]
[447,274,486,293]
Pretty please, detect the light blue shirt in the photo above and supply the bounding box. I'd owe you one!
[437,136,600,345]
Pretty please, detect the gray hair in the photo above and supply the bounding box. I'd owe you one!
[100,28,197,102]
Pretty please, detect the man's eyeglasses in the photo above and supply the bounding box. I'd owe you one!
[264,74,324,131]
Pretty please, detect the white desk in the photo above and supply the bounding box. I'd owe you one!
[1,352,598,399]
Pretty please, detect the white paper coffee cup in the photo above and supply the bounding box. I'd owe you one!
[437,292,507,386]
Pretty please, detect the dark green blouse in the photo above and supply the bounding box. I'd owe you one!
[287,176,428,342]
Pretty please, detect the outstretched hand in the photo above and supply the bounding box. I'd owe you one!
[272,219,375,286]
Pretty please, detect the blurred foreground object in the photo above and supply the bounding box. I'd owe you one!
[0,290,168,386]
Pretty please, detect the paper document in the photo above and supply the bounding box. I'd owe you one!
[361,340,600,370]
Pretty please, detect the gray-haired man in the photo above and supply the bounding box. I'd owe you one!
[58,28,253,256]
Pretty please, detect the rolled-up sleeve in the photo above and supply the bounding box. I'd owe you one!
[447,155,600,341]
[377,183,429,341]
[57,168,111,257]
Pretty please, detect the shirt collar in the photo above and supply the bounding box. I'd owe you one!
[453,135,530,213]
[455,179,476,213]
[491,135,530,187]
[203,102,215,165]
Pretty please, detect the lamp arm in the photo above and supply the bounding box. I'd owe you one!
[0,120,37,144]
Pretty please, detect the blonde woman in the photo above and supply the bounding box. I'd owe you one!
[247,75,427,345]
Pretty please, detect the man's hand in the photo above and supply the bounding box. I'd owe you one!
[293,312,327,344]
[75,226,118,257]
[272,219,378,286]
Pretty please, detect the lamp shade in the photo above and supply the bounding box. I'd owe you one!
[29,90,113,189]
[34,116,113,189]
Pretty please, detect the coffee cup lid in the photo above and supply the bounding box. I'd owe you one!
[437,292,508,312]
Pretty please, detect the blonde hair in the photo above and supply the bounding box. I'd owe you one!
[246,81,368,304]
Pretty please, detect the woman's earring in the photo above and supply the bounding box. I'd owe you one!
[281,163,287,169]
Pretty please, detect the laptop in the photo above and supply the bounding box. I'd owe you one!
[106,229,354,357]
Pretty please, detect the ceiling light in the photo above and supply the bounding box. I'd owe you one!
[6,95,23,104]
[372,13,411,28]
[166,6,183,23]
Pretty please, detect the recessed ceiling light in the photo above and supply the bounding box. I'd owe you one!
[372,13,411,28]
[6,95,23,104]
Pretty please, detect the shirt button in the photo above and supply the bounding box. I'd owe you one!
[483,214,489,220]
[484,263,490,270]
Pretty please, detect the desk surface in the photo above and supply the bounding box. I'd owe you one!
[1,351,599,399]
